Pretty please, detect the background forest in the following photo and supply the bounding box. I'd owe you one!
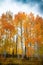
[0,12,43,58]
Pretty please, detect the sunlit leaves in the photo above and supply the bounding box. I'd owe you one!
[0,12,43,57]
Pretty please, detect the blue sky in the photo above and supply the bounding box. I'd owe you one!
[0,0,43,17]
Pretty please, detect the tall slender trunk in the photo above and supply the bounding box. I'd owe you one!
[16,35,18,56]
[25,35,26,57]
[16,27,18,56]
[20,21,23,58]
[29,22,31,58]
[25,27,27,57]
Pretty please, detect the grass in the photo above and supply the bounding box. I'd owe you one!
[0,56,43,65]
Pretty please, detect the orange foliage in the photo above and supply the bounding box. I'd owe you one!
[3,21,15,31]
[0,12,43,57]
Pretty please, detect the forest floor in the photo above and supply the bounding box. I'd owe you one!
[0,57,43,65]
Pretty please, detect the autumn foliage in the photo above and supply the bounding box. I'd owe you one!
[0,12,43,57]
